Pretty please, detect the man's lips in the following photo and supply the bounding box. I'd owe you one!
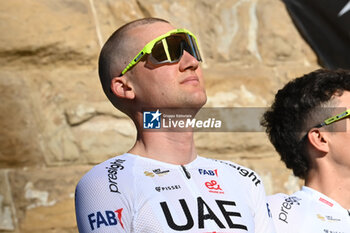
[180,76,199,84]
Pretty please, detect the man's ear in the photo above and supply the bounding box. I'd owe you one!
[308,128,329,153]
[110,76,135,100]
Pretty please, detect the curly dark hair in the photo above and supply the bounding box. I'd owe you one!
[261,69,350,179]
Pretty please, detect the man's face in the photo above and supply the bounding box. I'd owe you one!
[125,22,207,109]
[324,91,350,171]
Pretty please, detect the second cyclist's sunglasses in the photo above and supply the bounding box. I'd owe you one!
[315,108,350,128]
[299,108,350,144]
[120,29,202,76]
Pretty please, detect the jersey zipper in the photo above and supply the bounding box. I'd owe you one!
[181,165,191,179]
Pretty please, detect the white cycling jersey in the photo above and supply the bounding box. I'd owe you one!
[267,186,350,233]
[75,153,275,233]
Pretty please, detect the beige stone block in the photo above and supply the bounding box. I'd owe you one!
[0,72,44,167]
[0,67,134,166]
[71,115,136,164]
[20,199,76,233]
[0,0,99,67]
[204,66,278,107]
[64,101,128,126]
[33,68,134,165]
[195,132,273,159]
[203,64,320,108]
[8,166,91,233]
[257,0,317,65]
[27,69,114,165]
[1,69,84,166]
[64,99,135,164]
[91,0,144,46]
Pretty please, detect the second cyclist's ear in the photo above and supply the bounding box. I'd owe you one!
[308,128,329,153]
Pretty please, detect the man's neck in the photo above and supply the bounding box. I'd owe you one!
[305,165,350,209]
[129,131,197,165]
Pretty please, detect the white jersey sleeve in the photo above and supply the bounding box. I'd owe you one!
[75,153,276,233]
[75,157,134,232]
[267,186,350,233]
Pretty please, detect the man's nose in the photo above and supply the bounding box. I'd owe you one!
[179,51,200,72]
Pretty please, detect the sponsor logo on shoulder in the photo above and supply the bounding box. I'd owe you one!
[319,197,334,207]
[105,159,125,194]
[88,208,124,231]
[144,168,170,177]
[278,196,301,224]
[215,160,261,186]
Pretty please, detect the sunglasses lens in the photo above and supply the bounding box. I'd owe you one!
[166,36,183,60]
[188,35,201,61]
[151,41,168,62]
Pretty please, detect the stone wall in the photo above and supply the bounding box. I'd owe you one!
[0,0,319,232]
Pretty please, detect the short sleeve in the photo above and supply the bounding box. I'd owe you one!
[75,163,133,233]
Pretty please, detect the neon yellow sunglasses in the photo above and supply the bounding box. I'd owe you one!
[120,29,202,76]
[315,108,350,128]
